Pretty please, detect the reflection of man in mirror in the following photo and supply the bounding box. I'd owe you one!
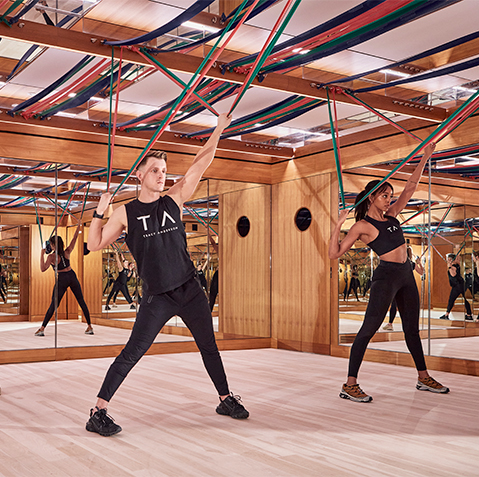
[0,265,7,304]
[86,114,248,437]
[104,251,135,311]
[440,253,473,321]
[330,142,450,403]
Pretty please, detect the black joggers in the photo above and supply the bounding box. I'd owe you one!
[348,260,427,378]
[98,275,229,401]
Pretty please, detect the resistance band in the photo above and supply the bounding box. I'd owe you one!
[110,0,260,197]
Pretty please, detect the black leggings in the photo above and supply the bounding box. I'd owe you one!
[106,281,132,305]
[42,270,91,328]
[348,261,427,378]
[447,284,472,315]
[389,299,397,324]
[98,275,229,401]
[347,277,360,300]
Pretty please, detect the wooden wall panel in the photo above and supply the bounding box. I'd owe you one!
[272,174,333,352]
[220,186,271,337]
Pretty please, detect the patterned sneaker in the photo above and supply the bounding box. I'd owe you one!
[85,326,94,335]
[216,393,249,419]
[340,383,373,402]
[86,407,122,436]
[416,376,450,394]
[382,323,393,331]
[34,329,44,337]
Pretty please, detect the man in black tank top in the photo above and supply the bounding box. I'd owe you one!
[86,114,248,437]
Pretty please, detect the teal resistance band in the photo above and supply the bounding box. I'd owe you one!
[112,0,255,197]
[326,89,345,209]
[352,87,479,211]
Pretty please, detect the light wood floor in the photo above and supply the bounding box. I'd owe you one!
[1,349,478,476]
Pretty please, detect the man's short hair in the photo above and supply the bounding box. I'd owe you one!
[137,151,167,171]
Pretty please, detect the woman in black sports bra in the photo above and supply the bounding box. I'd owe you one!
[35,222,93,336]
[330,142,449,402]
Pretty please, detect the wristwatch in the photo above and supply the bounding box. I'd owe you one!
[93,211,104,219]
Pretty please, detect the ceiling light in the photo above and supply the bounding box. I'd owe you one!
[68,93,76,98]
[182,21,220,34]
[453,86,477,94]
[380,69,411,78]
[56,112,77,118]
[292,48,302,53]
[90,96,103,102]
[299,49,310,55]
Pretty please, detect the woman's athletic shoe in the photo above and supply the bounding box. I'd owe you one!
[34,329,44,337]
[85,327,94,335]
[340,383,373,402]
[216,394,249,419]
[382,323,393,331]
[86,407,122,436]
[416,376,449,393]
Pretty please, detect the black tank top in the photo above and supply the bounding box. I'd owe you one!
[117,267,129,285]
[363,215,405,256]
[125,195,195,294]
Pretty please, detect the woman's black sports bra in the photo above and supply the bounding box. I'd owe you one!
[363,215,405,256]
[51,255,70,271]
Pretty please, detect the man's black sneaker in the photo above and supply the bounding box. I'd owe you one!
[105,305,111,311]
[216,393,249,419]
[86,407,122,436]
[439,314,449,320]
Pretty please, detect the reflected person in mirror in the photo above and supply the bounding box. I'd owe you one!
[329,142,449,402]
[440,253,473,321]
[35,222,93,337]
[85,113,248,437]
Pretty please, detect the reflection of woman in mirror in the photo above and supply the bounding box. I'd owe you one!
[330,143,449,402]
[383,246,424,331]
[0,265,7,303]
[346,264,360,301]
[104,251,135,311]
[440,253,473,321]
[35,223,93,336]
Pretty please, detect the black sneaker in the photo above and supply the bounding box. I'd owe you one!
[465,315,473,321]
[105,305,111,311]
[216,394,249,419]
[130,304,136,310]
[86,407,122,436]
[439,314,449,320]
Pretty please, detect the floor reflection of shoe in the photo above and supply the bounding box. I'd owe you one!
[416,376,449,393]
[34,329,44,336]
[439,314,449,320]
[111,304,118,308]
[382,323,393,331]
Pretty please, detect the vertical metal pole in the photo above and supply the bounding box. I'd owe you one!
[427,155,432,355]
[54,164,58,349]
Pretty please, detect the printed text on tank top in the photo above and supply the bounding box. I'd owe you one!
[363,215,406,256]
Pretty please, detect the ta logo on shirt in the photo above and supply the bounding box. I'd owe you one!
[137,211,176,231]
[387,225,398,233]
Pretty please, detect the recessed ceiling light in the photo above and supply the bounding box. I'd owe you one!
[182,21,220,34]
[379,69,411,78]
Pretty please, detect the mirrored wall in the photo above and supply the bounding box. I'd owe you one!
[0,158,272,359]
[337,171,479,363]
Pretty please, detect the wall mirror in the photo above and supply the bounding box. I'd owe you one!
[337,170,479,363]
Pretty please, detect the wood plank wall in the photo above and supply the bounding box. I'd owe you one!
[19,226,30,316]
[220,185,271,337]
[272,173,333,354]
